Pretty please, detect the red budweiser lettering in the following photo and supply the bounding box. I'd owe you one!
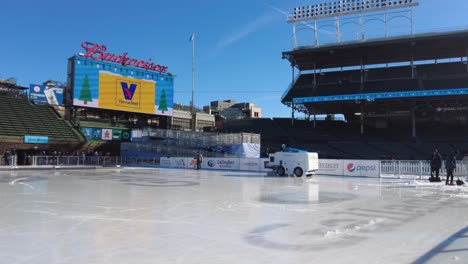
[80,42,168,73]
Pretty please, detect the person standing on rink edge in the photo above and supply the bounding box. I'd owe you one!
[445,151,457,185]
[429,148,442,182]
[3,150,10,166]
[196,152,203,170]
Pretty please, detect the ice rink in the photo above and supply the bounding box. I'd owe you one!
[1,167,468,264]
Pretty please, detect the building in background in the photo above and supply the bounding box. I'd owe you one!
[204,100,262,120]
[172,109,215,131]
[0,78,27,93]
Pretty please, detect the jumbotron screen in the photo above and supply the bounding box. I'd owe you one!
[72,56,174,116]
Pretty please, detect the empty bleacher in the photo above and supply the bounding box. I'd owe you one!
[417,62,467,79]
[0,92,84,142]
[290,62,468,99]
[364,79,421,93]
[423,76,468,90]
[222,115,468,160]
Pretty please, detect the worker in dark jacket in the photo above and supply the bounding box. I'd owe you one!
[429,148,442,182]
[3,150,10,166]
[445,152,457,185]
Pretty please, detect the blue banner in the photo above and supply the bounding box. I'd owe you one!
[293,88,468,104]
[29,84,63,106]
[24,135,49,144]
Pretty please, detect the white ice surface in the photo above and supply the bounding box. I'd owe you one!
[1,168,468,264]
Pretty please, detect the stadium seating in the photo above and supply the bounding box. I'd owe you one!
[423,76,468,90]
[290,62,468,99]
[0,92,84,143]
[364,79,420,92]
[222,115,467,160]
[417,62,467,79]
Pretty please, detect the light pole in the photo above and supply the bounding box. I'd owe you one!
[190,33,195,131]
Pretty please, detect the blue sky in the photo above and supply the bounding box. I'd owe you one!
[1,0,467,118]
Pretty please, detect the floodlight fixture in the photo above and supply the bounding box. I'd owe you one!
[288,0,419,23]
[287,0,419,47]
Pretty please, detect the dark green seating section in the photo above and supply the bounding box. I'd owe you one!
[0,93,83,142]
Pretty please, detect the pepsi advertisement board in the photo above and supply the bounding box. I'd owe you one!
[72,56,174,116]
[29,84,63,106]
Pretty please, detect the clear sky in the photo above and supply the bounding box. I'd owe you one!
[1,0,467,118]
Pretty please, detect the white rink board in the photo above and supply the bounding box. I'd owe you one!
[343,160,380,177]
[162,157,197,169]
[162,157,379,177]
[203,158,240,170]
[239,158,261,171]
[160,157,171,167]
[318,159,343,175]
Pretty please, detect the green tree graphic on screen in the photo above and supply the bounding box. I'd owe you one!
[79,75,92,105]
[158,89,168,113]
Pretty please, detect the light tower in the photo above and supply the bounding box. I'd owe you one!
[288,0,419,48]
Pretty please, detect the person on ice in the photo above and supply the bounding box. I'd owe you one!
[445,151,457,185]
[3,150,10,166]
[195,152,203,170]
[429,148,442,182]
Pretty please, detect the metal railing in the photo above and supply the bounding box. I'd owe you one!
[31,156,159,167]
[0,155,17,167]
[380,160,468,179]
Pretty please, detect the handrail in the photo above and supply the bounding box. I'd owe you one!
[380,160,468,179]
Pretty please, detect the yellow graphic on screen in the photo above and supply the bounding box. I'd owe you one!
[98,71,156,114]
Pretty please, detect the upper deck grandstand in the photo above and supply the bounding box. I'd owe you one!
[274,29,468,158]
[224,1,468,160]
[282,29,468,114]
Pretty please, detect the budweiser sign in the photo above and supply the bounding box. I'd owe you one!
[80,41,168,73]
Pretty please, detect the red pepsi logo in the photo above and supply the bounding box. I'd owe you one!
[347,163,356,172]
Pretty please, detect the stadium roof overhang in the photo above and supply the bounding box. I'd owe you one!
[282,29,468,71]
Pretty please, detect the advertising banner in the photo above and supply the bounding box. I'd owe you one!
[319,159,344,175]
[72,56,173,116]
[24,135,48,144]
[260,158,271,172]
[171,157,193,169]
[240,158,261,171]
[160,157,171,168]
[205,158,240,170]
[131,130,143,142]
[121,130,131,141]
[101,129,113,140]
[98,72,155,113]
[81,127,131,142]
[29,84,63,106]
[111,129,122,141]
[81,127,102,140]
[343,160,380,177]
